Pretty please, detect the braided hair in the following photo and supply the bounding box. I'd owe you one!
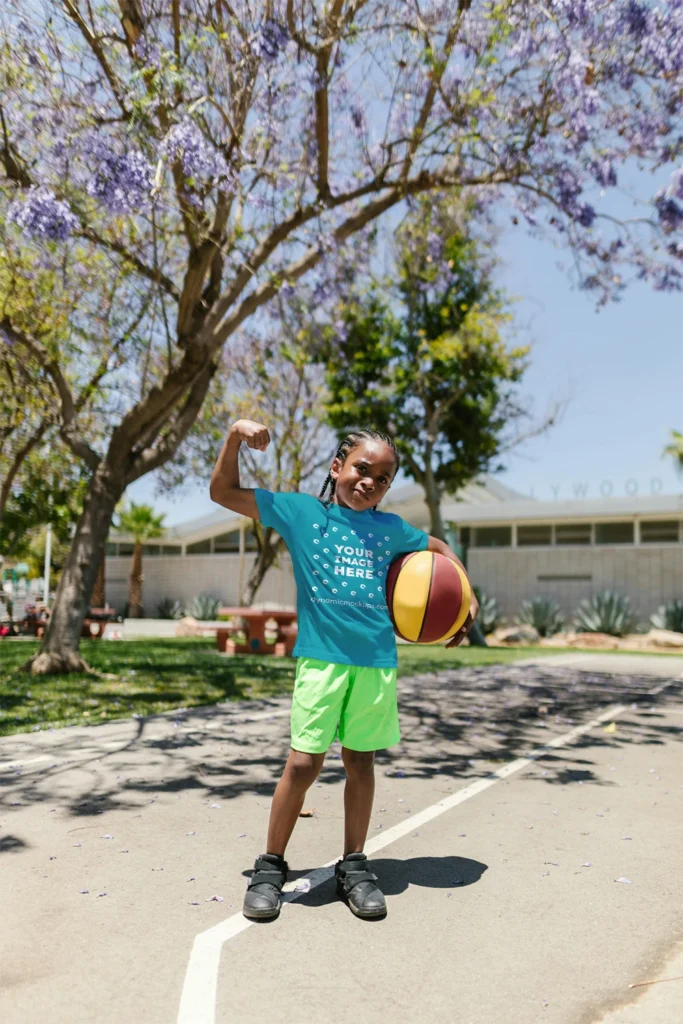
[318,429,400,511]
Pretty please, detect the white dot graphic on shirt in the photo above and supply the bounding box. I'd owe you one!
[360,584,366,590]
[312,586,318,592]
[323,548,329,554]
[342,582,347,587]
[323,579,328,585]
[342,535,348,541]
[313,539,319,545]
[313,523,319,528]
[332,527,338,532]
[314,555,319,560]
[313,571,319,576]
[351,591,356,596]
[323,563,329,569]
[378,557,384,563]
[332,588,338,594]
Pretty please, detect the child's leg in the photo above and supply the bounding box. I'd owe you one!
[266,748,325,856]
[341,747,375,855]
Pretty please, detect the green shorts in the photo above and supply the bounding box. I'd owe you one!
[290,657,400,754]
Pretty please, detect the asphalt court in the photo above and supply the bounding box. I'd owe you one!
[1,653,682,1024]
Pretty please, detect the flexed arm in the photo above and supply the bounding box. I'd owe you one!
[209,419,271,519]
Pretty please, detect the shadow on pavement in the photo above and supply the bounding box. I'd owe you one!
[1,663,682,829]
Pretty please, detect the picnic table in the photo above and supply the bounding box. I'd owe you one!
[216,607,297,657]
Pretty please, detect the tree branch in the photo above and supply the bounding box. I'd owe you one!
[0,317,101,470]
[125,359,218,482]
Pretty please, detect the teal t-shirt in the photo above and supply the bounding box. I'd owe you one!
[254,490,429,668]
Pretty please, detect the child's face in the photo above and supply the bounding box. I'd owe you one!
[330,440,397,511]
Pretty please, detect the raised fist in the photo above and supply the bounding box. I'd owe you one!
[230,419,271,452]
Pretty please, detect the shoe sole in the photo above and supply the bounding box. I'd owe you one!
[338,889,387,919]
[242,904,281,920]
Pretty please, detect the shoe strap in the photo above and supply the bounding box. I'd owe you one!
[336,866,378,889]
[249,857,287,890]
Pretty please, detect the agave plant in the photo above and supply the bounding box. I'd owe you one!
[517,597,565,637]
[650,599,683,633]
[185,593,222,621]
[473,587,501,635]
[157,598,184,620]
[574,590,636,637]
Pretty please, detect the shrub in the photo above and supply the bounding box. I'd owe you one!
[473,587,500,634]
[574,590,636,637]
[517,596,565,637]
[650,599,683,633]
[157,598,184,620]
[185,593,222,620]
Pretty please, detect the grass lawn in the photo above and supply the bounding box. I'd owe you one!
[0,638,552,738]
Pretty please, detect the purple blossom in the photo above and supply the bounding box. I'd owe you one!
[8,187,78,241]
[252,20,288,62]
[655,193,683,234]
[666,167,683,201]
[87,145,153,214]
[624,1,650,39]
[162,120,231,185]
[589,158,617,189]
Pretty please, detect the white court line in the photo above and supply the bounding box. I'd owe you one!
[176,674,680,1024]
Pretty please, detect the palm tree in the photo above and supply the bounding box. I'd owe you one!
[116,502,165,618]
[664,430,683,474]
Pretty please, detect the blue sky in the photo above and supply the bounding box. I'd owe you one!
[131,174,683,525]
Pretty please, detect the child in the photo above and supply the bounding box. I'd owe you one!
[209,418,477,920]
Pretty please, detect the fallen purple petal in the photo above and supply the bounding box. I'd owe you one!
[236,832,246,838]
[101,834,113,839]
[615,877,632,884]
[79,889,89,894]
[187,831,195,836]
[189,901,200,906]
[206,895,224,902]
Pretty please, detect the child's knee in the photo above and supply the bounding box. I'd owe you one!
[342,747,375,777]
[287,750,322,787]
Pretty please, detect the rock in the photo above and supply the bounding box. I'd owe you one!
[646,628,683,648]
[568,632,620,649]
[175,616,202,637]
[493,624,540,644]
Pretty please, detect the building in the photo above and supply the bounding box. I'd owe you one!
[106,479,683,621]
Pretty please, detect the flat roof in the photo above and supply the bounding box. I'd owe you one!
[445,492,683,524]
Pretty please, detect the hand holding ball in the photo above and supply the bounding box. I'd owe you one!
[386,550,472,645]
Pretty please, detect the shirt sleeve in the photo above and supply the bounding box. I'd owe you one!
[393,515,430,556]
[254,489,302,539]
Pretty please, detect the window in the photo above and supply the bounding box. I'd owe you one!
[640,520,680,543]
[143,544,160,556]
[517,525,552,546]
[161,545,181,556]
[186,539,211,554]
[118,543,134,556]
[106,542,118,556]
[472,526,512,548]
[214,531,239,553]
[555,523,591,545]
[459,527,471,547]
[595,521,634,545]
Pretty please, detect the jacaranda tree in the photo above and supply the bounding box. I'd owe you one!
[0,0,682,672]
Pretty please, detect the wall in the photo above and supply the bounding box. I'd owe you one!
[105,553,297,613]
[469,544,683,621]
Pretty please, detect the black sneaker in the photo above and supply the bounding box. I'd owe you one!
[243,853,288,920]
[335,852,387,918]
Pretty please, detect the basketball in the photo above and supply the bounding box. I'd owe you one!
[386,550,472,644]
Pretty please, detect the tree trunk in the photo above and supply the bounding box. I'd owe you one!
[128,542,144,618]
[241,531,284,606]
[92,554,106,608]
[22,467,124,674]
